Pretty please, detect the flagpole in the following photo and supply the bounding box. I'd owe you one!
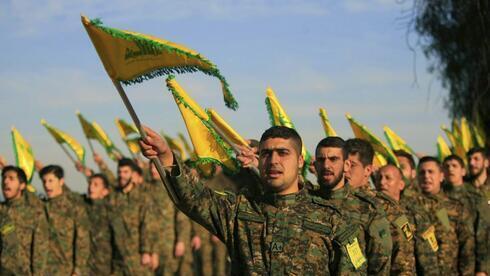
[59,143,77,165]
[112,79,180,204]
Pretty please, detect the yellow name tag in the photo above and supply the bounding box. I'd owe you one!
[0,224,15,235]
[422,225,439,252]
[394,215,413,241]
[346,237,366,269]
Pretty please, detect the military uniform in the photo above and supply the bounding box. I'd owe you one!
[444,182,490,274]
[330,184,393,275]
[84,196,112,275]
[44,189,90,275]
[0,193,49,275]
[107,185,160,276]
[414,191,475,275]
[166,160,362,275]
[376,193,416,275]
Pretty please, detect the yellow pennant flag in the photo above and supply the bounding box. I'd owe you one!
[265,87,311,173]
[373,152,388,168]
[41,119,86,165]
[452,118,462,141]
[436,135,452,162]
[345,114,399,167]
[81,15,238,110]
[177,132,196,160]
[115,118,141,155]
[319,108,337,137]
[166,75,239,174]
[76,111,98,139]
[383,126,416,156]
[207,108,249,148]
[11,127,36,192]
[459,117,473,152]
[92,121,122,160]
[441,124,466,160]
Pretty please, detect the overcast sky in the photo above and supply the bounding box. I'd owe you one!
[0,0,450,194]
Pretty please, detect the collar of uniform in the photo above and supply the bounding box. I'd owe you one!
[47,190,68,204]
[5,195,24,208]
[262,188,306,208]
[378,191,399,205]
[444,182,465,193]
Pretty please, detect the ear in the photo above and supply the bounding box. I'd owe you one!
[462,167,466,177]
[398,179,405,192]
[365,164,373,177]
[344,159,351,173]
[410,169,416,179]
[19,182,26,191]
[298,154,305,170]
[60,178,65,186]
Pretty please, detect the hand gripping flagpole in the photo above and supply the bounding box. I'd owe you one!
[112,80,180,204]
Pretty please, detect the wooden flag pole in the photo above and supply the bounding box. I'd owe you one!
[59,143,77,165]
[112,80,180,204]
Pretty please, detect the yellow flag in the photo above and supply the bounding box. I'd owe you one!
[115,118,141,155]
[41,119,86,165]
[265,87,311,172]
[166,75,239,174]
[207,108,249,147]
[452,118,461,141]
[459,117,473,152]
[383,126,416,156]
[441,124,466,160]
[177,132,196,160]
[76,111,98,139]
[81,15,237,110]
[345,114,399,167]
[92,121,122,160]
[436,135,452,162]
[373,152,388,168]
[319,108,337,137]
[11,127,36,189]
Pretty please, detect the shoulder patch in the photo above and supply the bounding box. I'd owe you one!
[0,223,15,235]
[393,215,413,241]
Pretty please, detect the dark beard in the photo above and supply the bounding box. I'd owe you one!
[318,172,344,191]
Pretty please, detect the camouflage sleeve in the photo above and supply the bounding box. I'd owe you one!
[457,204,476,275]
[73,203,90,276]
[167,159,238,243]
[366,208,393,276]
[32,207,49,275]
[389,217,416,275]
[140,197,160,254]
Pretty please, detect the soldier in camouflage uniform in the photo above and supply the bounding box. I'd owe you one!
[467,147,490,200]
[84,173,112,275]
[443,154,490,274]
[0,166,49,275]
[394,150,421,197]
[416,156,475,275]
[141,125,365,275]
[108,158,160,276]
[40,165,90,276]
[312,137,393,275]
[375,165,416,275]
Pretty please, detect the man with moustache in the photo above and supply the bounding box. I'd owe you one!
[107,158,160,275]
[140,125,360,275]
[0,166,49,275]
[467,148,490,200]
[311,136,392,275]
[40,165,90,276]
[443,154,490,275]
[416,156,475,275]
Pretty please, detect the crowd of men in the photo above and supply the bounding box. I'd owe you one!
[1,125,489,275]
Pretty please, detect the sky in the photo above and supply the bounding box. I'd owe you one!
[0,0,450,194]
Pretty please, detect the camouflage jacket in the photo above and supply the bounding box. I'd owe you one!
[84,196,112,275]
[313,184,393,276]
[444,182,490,273]
[377,193,416,275]
[107,185,159,276]
[44,190,90,275]
[0,193,49,276]
[166,161,362,275]
[414,191,475,275]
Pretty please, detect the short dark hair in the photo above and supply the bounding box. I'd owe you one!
[394,150,416,170]
[2,166,27,184]
[345,138,374,167]
[89,173,110,189]
[118,158,137,171]
[443,154,465,168]
[259,126,302,154]
[467,147,486,158]
[315,136,347,160]
[418,156,442,171]
[133,165,143,176]
[39,165,64,179]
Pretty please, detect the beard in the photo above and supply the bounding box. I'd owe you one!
[318,171,344,190]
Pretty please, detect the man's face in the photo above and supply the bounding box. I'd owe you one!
[345,153,372,188]
[42,173,64,199]
[314,147,348,190]
[259,137,304,194]
[88,177,109,200]
[397,156,415,181]
[117,166,134,188]
[376,166,404,201]
[468,152,488,177]
[418,161,443,195]
[2,171,25,201]
[443,159,466,185]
